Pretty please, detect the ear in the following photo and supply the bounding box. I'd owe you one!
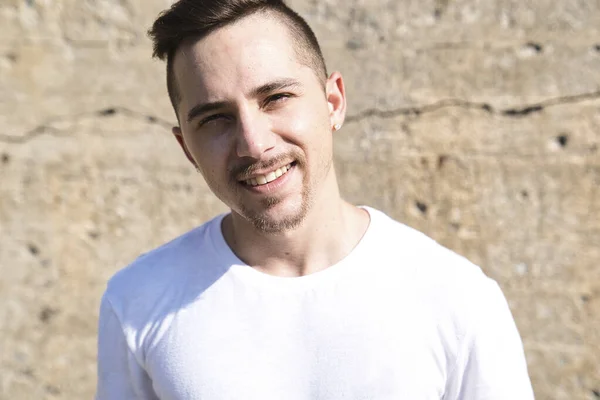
[325,71,347,130]
[172,126,198,168]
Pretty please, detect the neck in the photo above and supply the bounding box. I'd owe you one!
[222,175,369,277]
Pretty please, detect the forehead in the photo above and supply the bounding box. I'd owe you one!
[173,13,312,105]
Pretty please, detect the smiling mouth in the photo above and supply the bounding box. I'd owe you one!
[241,162,294,187]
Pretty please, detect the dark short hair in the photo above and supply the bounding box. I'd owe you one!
[148,0,328,119]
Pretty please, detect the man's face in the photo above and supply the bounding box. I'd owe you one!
[172,13,345,232]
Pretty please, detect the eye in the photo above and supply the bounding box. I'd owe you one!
[264,93,292,108]
[198,113,227,128]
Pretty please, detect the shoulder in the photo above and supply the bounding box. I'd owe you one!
[102,214,228,328]
[365,206,503,325]
[366,207,484,278]
[107,222,208,296]
[367,208,520,366]
[99,214,231,360]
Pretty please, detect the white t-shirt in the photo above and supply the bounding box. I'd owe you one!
[96,207,534,400]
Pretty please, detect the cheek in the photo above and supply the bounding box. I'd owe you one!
[186,132,231,164]
[274,101,329,141]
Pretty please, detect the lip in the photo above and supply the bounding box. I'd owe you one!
[240,164,296,194]
[237,162,294,181]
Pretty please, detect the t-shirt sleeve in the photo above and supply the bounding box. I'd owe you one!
[95,293,159,400]
[444,280,535,400]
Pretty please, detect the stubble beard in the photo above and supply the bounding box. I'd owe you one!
[239,159,314,234]
[227,147,333,234]
[224,150,312,234]
[240,183,313,234]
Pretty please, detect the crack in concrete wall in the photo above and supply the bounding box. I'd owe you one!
[345,91,600,124]
[0,107,172,144]
[2,91,599,145]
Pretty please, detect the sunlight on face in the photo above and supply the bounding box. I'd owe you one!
[173,13,335,233]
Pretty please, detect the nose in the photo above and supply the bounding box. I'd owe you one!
[235,107,276,159]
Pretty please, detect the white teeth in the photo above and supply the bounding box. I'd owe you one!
[244,163,292,186]
[267,172,278,182]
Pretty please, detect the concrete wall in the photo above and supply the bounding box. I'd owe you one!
[0,0,598,398]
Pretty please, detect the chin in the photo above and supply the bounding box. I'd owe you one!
[240,197,310,234]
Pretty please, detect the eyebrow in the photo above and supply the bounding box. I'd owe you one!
[186,101,229,124]
[250,78,302,98]
[186,78,302,124]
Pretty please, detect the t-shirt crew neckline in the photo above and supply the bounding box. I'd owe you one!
[208,206,378,290]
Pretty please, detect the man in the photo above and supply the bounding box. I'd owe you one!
[96,0,534,399]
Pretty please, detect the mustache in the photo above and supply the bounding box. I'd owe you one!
[229,153,297,180]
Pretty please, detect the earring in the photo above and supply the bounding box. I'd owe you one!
[333,124,342,131]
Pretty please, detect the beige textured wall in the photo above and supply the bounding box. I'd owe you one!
[1,0,599,399]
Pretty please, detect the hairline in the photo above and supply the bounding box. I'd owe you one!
[167,9,328,121]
